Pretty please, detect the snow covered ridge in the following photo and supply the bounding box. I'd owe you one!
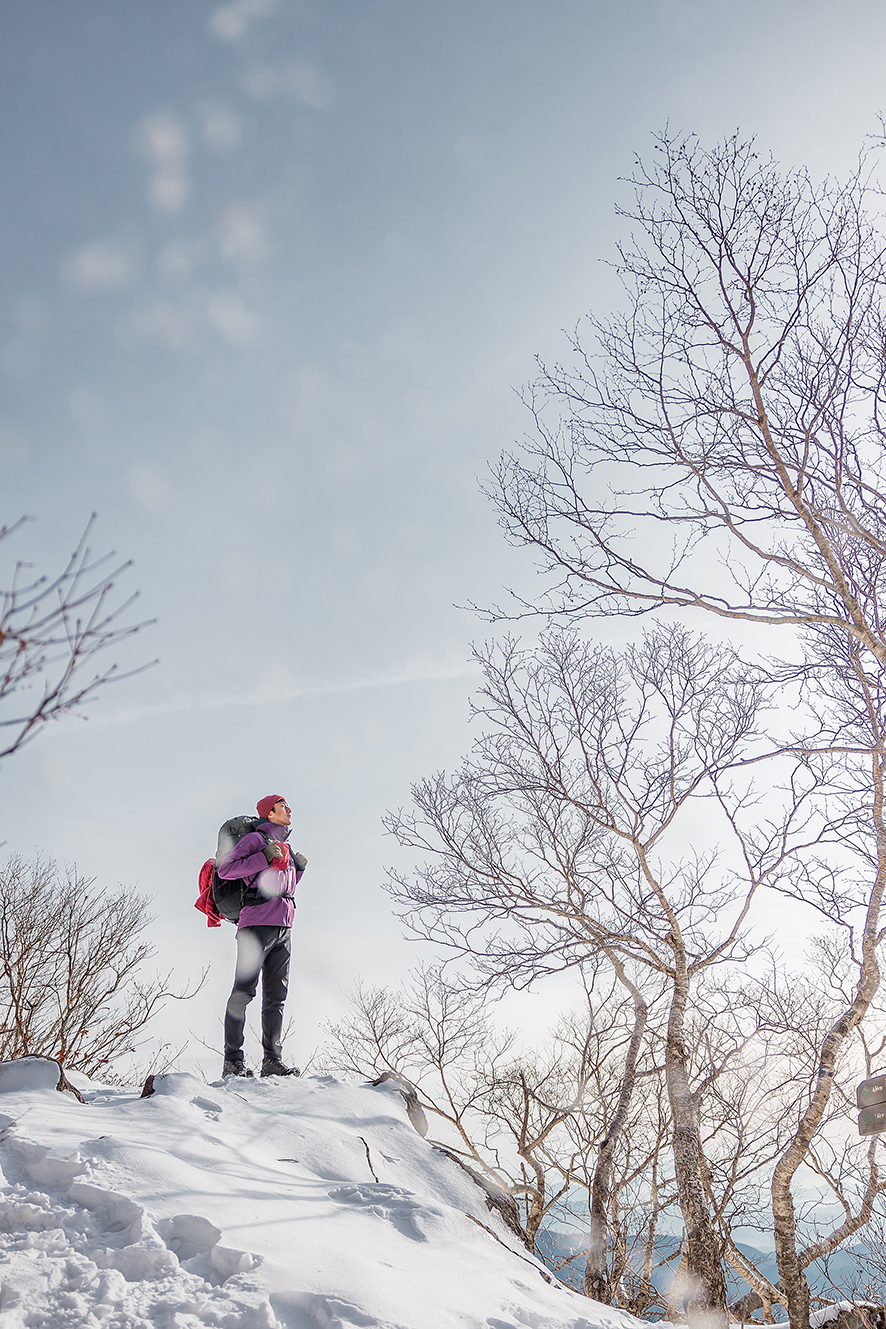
[0,1057,643,1329]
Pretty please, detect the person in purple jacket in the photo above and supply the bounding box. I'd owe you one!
[217,793,308,1078]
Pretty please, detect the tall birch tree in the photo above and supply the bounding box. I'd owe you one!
[485,131,886,1329]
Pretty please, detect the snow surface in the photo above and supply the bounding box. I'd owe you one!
[0,1057,645,1329]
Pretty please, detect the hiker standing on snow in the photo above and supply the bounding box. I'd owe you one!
[217,794,307,1079]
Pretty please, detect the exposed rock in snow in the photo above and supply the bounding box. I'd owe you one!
[369,1070,430,1137]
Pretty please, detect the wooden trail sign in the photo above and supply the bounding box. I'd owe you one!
[857,1074,886,1136]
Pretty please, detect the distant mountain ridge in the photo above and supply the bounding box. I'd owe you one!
[537,1226,867,1309]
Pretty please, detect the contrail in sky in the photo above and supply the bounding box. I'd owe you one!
[91,658,481,727]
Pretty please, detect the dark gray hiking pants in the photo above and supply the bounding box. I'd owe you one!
[224,925,291,1061]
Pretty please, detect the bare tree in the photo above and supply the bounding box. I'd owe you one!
[484,130,886,1329]
[324,961,668,1282]
[327,923,881,1314]
[850,1208,886,1302]
[0,514,153,763]
[0,855,199,1077]
[535,992,673,1311]
[324,965,576,1247]
[324,964,517,1182]
[385,625,825,1328]
[697,949,886,1323]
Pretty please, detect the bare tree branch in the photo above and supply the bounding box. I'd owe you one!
[483,129,886,1329]
[0,515,155,762]
[0,856,202,1076]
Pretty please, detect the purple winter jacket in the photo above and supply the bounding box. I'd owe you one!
[217,820,305,929]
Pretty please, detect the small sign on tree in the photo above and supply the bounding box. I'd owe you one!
[856,1075,886,1136]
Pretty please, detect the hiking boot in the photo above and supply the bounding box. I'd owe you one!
[222,1057,254,1078]
[261,1057,300,1078]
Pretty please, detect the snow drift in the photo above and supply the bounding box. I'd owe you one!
[0,1057,644,1329]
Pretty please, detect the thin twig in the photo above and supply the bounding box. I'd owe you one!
[465,1214,554,1285]
[358,1136,379,1183]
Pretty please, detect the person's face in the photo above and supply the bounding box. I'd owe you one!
[267,798,291,827]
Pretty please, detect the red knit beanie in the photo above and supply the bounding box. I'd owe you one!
[256,794,285,820]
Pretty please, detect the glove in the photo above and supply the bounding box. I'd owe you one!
[266,842,290,871]
[293,851,308,871]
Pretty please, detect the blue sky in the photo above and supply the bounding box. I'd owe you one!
[2,0,886,1073]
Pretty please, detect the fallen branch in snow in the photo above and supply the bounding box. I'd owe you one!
[433,1145,529,1248]
[465,1214,555,1286]
[358,1136,380,1183]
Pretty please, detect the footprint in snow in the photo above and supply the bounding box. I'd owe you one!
[271,1288,378,1327]
[327,1183,441,1243]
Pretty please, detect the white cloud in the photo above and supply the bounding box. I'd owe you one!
[209,0,275,42]
[218,204,264,263]
[240,61,332,109]
[121,297,199,353]
[63,240,139,292]
[207,293,260,345]
[138,113,190,213]
[117,288,260,353]
[156,238,206,283]
[281,62,333,109]
[139,112,188,168]
[149,173,189,212]
[200,106,243,154]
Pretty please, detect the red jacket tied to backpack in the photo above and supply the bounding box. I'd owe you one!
[196,859,223,927]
